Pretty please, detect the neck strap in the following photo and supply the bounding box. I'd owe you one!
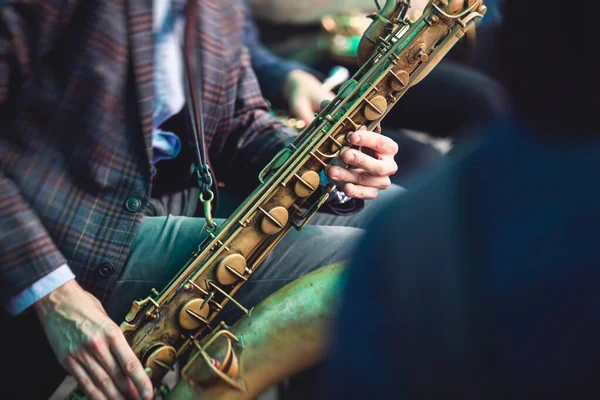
[183,0,217,229]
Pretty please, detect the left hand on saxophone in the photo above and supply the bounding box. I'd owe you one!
[327,127,399,199]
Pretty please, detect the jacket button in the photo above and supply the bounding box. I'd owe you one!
[125,197,143,213]
[99,262,115,277]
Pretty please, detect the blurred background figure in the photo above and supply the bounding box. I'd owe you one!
[324,0,600,398]
[243,0,511,190]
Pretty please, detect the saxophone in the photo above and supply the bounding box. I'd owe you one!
[68,1,485,398]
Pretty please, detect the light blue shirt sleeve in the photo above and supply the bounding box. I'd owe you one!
[5,264,75,315]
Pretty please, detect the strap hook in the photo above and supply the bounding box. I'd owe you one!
[199,189,217,233]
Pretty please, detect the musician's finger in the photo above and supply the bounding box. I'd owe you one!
[67,357,107,400]
[339,148,398,177]
[347,130,398,156]
[328,166,391,190]
[79,351,125,400]
[109,330,153,400]
[93,340,138,399]
[343,183,379,199]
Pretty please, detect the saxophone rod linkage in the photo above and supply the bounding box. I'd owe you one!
[195,4,413,246]
[432,0,482,20]
[207,280,250,315]
[253,3,481,201]
[191,332,244,390]
[126,1,475,331]
[293,2,411,143]
[273,28,418,182]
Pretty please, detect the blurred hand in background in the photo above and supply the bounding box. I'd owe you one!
[283,69,335,124]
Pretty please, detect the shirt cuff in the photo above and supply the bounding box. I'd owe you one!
[5,264,75,315]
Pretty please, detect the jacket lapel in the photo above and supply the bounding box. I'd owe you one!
[124,0,226,171]
[125,0,154,173]
[197,0,226,136]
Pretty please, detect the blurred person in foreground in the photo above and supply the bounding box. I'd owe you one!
[324,0,600,398]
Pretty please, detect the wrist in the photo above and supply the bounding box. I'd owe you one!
[33,279,79,314]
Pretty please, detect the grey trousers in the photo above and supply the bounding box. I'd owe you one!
[106,185,404,324]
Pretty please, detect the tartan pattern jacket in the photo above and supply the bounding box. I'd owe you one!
[0,0,293,305]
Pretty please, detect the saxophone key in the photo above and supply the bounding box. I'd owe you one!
[216,254,248,285]
[337,79,358,99]
[389,69,410,91]
[343,116,360,130]
[309,151,329,168]
[179,298,211,330]
[363,95,388,120]
[293,170,320,198]
[142,344,177,380]
[408,43,429,63]
[259,206,289,234]
[123,289,160,323]
[329,133,346,153]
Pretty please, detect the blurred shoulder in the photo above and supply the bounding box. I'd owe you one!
[371,133,482,237]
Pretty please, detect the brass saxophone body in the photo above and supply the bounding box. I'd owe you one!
[68,1,485,398]
[170,262,347,400]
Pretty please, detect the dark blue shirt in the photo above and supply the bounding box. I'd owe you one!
[325,119,600,398]
[241,1,321,103]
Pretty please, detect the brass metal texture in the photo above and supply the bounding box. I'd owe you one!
[215,254,247,285]
[179,299,211,331]
[293,170,320,198]
[168,263,346,400]
[259,206,289,235]
[67,1,486,398]
[363,95,388,120]
[329,134,346,153]
[389,69,410,91]
[408,42,430,63]
[143,345,177,379]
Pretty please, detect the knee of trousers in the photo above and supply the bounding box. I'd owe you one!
[218,226,364,324]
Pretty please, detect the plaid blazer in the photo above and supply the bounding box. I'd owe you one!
[0,0,293,304]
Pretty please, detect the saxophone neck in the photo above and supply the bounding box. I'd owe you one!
[357,0,407,66]
[357,0,485,66]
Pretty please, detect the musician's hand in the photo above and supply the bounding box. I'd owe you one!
[283,69,335,124]
[34,280,153,400]
[327,128,398,199]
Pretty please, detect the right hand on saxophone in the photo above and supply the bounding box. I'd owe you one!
[327,126,399,200]
[34,280,153,400]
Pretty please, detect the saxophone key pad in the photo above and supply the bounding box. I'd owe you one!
[142,344,177,379]
[215,253,248,285]
[178,298,211,330]
[293,170,320,198]
[260,206,289,235]
[329,133,347,153]
[389,69,410,91]
[363,95,388,120]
